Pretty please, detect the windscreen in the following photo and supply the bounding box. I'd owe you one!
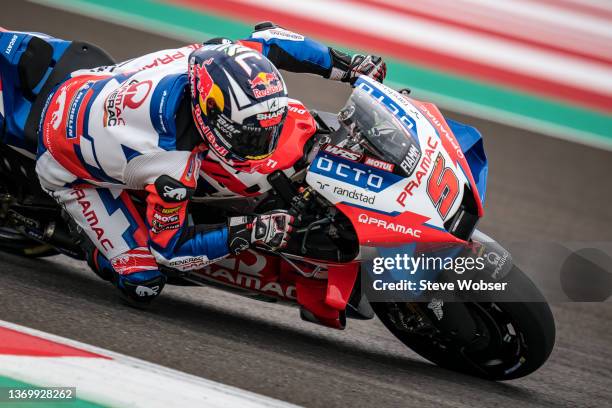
[336,86,421,174]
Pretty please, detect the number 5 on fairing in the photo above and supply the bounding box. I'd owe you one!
[427,153,460,219]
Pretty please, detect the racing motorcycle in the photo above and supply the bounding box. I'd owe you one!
[0,39,555,381]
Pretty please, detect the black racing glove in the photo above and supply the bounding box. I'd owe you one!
[329,48,387,84]
[228,211,294,254]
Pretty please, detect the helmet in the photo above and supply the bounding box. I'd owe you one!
[188,43,288,163]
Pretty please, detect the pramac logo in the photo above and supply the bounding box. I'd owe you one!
[103,79,153,127]
[123,81,152,108]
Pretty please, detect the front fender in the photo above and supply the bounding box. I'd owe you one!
[471,230,513,281]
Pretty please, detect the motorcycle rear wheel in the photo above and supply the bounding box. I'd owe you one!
[371,266,555,380]
[0,227,58,258]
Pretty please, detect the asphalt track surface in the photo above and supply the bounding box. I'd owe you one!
[1,2,611,407]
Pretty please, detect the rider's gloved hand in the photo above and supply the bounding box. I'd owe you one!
[343,54,387,84]
[329,48,387,84]
[228,211,294,254]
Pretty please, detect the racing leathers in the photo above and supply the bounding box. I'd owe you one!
[33,23,386,303]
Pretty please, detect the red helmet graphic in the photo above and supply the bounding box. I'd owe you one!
[193,57,213,101]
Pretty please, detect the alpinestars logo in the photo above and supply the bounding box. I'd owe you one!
[136,285,160,297]
[103,79,152,127]
[163,186,187,201]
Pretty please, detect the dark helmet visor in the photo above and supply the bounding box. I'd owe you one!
[231,122,284,160]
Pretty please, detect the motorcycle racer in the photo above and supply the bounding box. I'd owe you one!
[0,23,386,305]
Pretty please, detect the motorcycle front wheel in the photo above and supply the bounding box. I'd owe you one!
[371,266,555,380]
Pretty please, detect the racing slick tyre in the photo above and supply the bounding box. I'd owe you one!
[0,227,58,258]
[371,265,555,380]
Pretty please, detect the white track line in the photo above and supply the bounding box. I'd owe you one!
[0,320,300,408]
[462,0,612,37]
[232,0,612,95]
[568,0,612,11]
[366,0,612,58]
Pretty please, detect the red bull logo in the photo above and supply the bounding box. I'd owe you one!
[249,72,284,98]
[192,57,225,115]
[193,57,214,100]
[193,105,228,157]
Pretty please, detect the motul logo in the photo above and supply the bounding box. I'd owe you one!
[364,156,394,172]
[323,144,362,161]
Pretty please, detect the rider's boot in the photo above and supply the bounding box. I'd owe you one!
[109,248,166,308]
[114,269,166,309]
[85,241,166,308]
